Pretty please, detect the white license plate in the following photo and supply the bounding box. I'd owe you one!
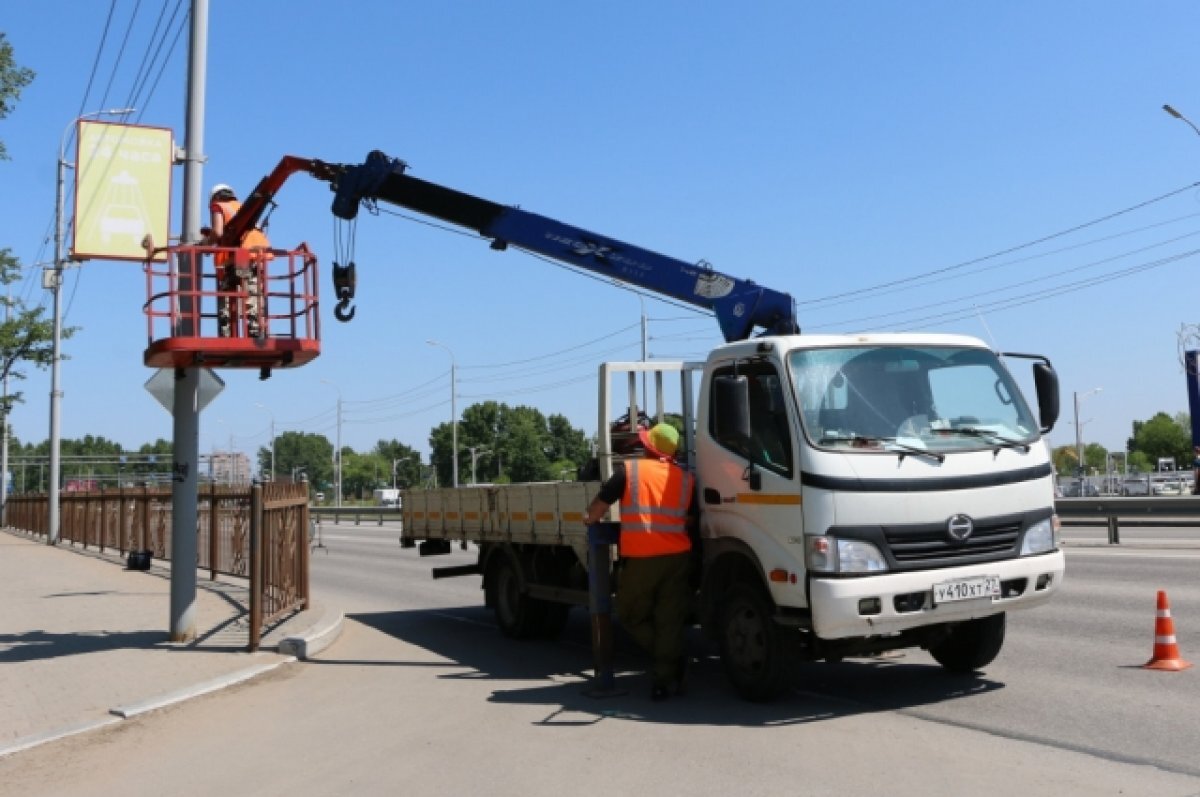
[933,575,1000,604]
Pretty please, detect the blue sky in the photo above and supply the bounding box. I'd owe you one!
[2,2,1199,467]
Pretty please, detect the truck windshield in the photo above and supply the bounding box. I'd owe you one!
[789,345,1041,454]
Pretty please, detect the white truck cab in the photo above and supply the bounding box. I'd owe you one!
[686,333,1064,698]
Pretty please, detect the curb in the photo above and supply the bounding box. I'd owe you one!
[110,656,295,719]
[0,658,293,760]
[276,608,345,660]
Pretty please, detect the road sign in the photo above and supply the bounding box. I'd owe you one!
[144,367,224,415]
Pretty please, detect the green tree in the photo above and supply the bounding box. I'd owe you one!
[372,439,422,487]
[430,401,590,486]
[1127,412,1191,471]
[0,40,68,462]
[0,32,35,162]
[271,431,332,490]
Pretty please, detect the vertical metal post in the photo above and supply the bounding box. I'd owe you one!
[1,289,9,527]
[48,149,66,545]
[208,480,218,580]
[169,0,208,642]
[1107,516,1120,545]
[583,521,626,698]
[249,482,263,651]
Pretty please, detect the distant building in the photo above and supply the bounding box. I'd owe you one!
[208,450,252,485]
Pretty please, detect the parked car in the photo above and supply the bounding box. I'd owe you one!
[1062,480,1099,497]
[1121,476,1151,496]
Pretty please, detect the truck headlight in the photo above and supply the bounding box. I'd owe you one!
[806,536,889,574]
[1020,516,1059,555]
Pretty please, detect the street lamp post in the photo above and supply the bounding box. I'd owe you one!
[254,402,275,481]
[1164,104,1200,138]
[468,446,490,485]
[320,379,343,507]
[392,456,412,489]
[427,340,458,487]
[49,107,134,545]
[1073,387,1102,482]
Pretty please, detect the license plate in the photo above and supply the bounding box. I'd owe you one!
[933,575,1000,604]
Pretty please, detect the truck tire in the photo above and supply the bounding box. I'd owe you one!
[929,613,1006,673]
[718,584,793,702]
[490,555,564,639]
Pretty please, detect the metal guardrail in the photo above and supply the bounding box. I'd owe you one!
[310,506,402,526]
[1053,496,1200,543]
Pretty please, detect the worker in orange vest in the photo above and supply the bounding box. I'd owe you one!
[206,183,270,337]
[583,422,697,700]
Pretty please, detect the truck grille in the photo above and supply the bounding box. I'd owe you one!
[827,509,1049,572]
[883,516,1022,564]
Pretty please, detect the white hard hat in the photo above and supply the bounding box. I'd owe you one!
[210,183,235,199]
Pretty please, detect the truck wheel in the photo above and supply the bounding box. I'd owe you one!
[929,613,1006,673]
[491,556,546,639]
[718,585,792,702]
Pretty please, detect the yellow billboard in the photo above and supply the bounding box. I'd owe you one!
[72,121,173,262]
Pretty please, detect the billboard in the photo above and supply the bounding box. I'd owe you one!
[72,120,173,262]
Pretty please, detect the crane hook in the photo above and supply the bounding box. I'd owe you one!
[331,261,357,323]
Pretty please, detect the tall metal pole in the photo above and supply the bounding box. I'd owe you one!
[639,295,648,415]
[254,402,275,480]
[320,379,342,506]
[427,340,458,487]
[170,0,208,642]
[1,288,9,525]
[1073,387,1101,486]
[1073,391,1082,476]
[335,393,342,505]
[48,106,133,544]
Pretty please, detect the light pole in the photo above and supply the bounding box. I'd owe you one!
[49,107,134,545]
[468,446,490,485]
[1164,104,1200,138]
[320,379,343,506]
[427,340,458,487]
[1073,387,1102,482]
[254,402,275,481]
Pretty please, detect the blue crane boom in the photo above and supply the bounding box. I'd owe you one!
[223,150,799,341]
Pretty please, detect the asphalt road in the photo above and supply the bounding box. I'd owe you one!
[1,520,1197,796]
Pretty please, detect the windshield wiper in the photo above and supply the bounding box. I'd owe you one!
[939,426,1031,452]
[824,434,945,463]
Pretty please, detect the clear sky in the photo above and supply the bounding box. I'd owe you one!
[2,2,1199,468]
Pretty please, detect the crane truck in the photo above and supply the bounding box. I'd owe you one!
[222,151,1066,700]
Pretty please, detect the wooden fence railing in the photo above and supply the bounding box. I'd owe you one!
[4,481,309,650]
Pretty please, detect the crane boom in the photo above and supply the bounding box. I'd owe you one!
[222,150,799,341]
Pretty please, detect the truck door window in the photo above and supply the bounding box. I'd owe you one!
[711,363,793,478]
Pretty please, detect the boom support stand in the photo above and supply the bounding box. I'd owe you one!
[583,522,627,698]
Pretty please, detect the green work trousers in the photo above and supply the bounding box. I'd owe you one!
[616,551,692,687]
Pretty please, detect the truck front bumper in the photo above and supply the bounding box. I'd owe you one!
[808,550,1065,640]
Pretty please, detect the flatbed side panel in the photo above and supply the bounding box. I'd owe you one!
[402,483,601,547]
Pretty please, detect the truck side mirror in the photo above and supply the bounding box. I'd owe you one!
[1033,362,1060,433]
[714,375,752,454]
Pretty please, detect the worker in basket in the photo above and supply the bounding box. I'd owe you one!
[205,183,272,338]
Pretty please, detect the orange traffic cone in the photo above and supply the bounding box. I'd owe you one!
[1144,590,1192,671]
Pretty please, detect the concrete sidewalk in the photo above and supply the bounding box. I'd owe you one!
[0,529,343,757]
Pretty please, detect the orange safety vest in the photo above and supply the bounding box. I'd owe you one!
[211,199,272,265]
[619,459,695,558]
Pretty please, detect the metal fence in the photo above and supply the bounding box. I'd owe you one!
[1054,495,1200,542]
[4,481,309,650]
